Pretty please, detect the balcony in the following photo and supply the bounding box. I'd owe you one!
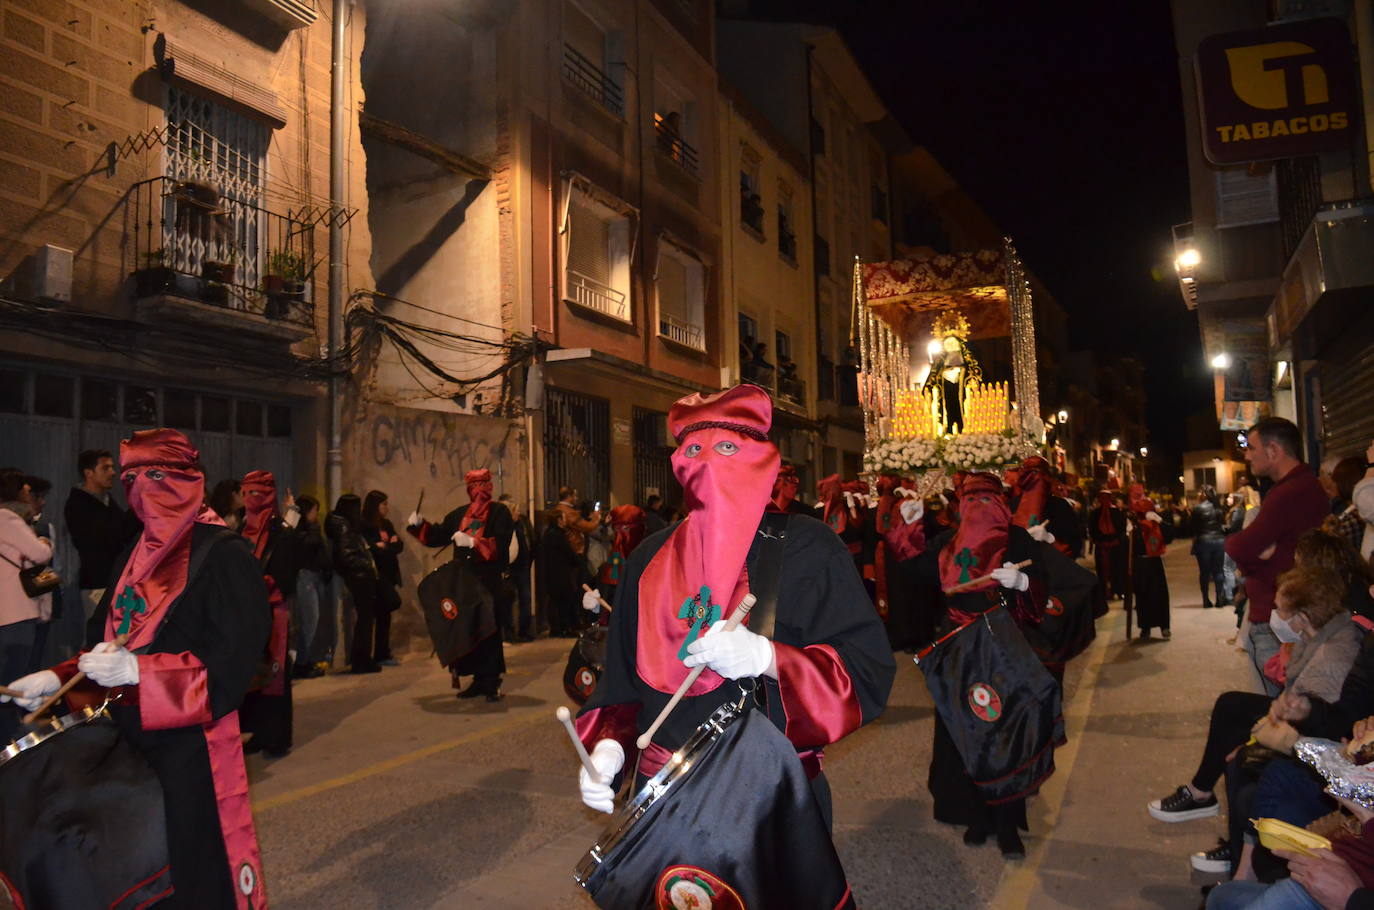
[778,210,797,263]
[562,44,623,118]
[741,189,765,236]
[654,116,700,180]
[742,361,806,408]
[1272,199,1374,346]
[567,270,630,323]
[123,176,315,341]
[658,312,705,352]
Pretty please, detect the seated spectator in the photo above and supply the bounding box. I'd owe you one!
[1205,729,1374,909]
[1295,529,1374,622]
[1149,566,1363,875]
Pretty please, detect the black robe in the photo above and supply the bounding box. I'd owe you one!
[907,526,1052,831]
[1131,523,1171,633]
[579,514,894,816]
[88,524,272,909]
[414,501,513,680]
[239,518,300,754]
[1090,506,1128,597]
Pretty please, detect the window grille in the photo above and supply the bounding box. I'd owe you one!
[164,86,269,290]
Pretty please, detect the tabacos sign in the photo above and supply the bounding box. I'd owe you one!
[1196,18,1356,165]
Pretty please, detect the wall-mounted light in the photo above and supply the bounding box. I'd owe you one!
[1210,352,1232,370]
[1139,446,1148,457]
[1057,409,1068,423]
[1175,248,1201,270]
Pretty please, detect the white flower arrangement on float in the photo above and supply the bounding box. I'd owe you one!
[940,429,1039,472]
[862,436,942,476]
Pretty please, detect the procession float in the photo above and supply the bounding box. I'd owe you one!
[854,237,1044,493]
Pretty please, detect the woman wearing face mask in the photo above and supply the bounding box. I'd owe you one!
[1149,565,1363,876]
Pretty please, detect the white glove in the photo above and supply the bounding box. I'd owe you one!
[451,530,475,548]
[582,589,602,613]
[683,621,774,679]
[579,739,625,813]
[899,498,924,525]
[77,642,140,687]
[1026,523,1056,544]
[2,670,59,711]
[407,510,424,528]
[282,504,301,529]
[1145,511,1162,523]
[843,491,855,509]
[989,561,1031,592]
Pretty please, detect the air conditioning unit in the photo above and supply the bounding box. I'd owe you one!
[32,244,73,304]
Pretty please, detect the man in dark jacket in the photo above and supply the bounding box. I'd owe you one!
[499,494,535,642]
[63,449,140,623]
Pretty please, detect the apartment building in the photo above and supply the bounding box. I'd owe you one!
[0,0,372,506]
[1171,0,1374,461]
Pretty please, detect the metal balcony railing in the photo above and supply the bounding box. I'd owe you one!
[567,270,630,322]
[654,117,700,179]
[123,176,315,324]
[563,45,623,117]
[658,312,705,351]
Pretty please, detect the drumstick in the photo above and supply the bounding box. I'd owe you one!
[556,706,602,781]
[635,593,757,752]
[942,559,1033,595]
[581,583,613,613]
[23,633,129,725]
[0,686,26,699]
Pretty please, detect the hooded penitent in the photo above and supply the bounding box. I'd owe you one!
[636,385,780,696]
[1095,491,1119,543]
[938,471,1011,593]
[1012,456,1053,530]
[459,468,499,562]
[110,428,213,647]
[602,504,647,584]
[770,462,801,512]
[1130,494,1167,557]
[240,470,278,561]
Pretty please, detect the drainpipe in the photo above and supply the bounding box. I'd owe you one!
[1357,0,1374,195]
[327,0,348,507]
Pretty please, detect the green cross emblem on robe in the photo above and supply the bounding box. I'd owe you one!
[114,586,146,637]
[677,585,718,660]
[954,547,977,584]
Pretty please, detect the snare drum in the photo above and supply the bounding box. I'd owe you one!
[0,702,173,910]
[574,693,746,886]
[0,703,110,769]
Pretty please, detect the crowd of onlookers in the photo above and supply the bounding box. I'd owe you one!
[1139,419,1374,910]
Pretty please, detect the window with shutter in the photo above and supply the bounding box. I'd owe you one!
[656,240,705,352]
[563,185,632,322]
[1216,168,1278,228]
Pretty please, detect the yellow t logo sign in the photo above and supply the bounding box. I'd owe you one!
[1224,41,1329,109]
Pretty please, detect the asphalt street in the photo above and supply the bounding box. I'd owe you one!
[245,544,1258,909]
[0,546,1260,909]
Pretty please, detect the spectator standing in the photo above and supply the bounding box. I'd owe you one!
[63,449,138,625]
[1226,417,1330,696]
[0,470,51,741]
[208,478,244,531]
[1191,485,1230,608]
[22,475,62,664]
[642,494,668,534]
[326,494,382,674]
[499,494,535,642]
[291,495,332,678]
[539,506,587,637]
[1328,455,1370,553]
[361,490,403,665]
[1350,439,1374,559]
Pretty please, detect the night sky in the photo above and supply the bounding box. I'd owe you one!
[742,0,1216,473]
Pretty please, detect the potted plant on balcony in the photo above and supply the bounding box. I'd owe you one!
[262,249,305,319]
[132,249,175,297]
[201,250,236,285]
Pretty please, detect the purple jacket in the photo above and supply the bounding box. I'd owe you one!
[1225,464,1328,623]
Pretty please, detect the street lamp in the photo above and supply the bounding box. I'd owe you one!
[1057,409,1068,423]
[1139,446,1148,457]
[1110,438,1120,449]
[1210,352,1232,370]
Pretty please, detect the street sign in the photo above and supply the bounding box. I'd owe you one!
[1196,18,1357,165]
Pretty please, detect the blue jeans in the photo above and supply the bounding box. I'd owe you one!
[1206,878,1321,910]
[1195,538,1229,604]
[0,618,38,742]
[294,570,325,666]
[1247,621,1282,697]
